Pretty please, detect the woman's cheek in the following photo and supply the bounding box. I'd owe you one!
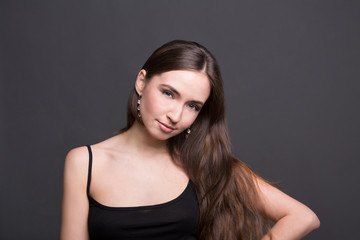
[143,93,162,116]
[183,112,198,127]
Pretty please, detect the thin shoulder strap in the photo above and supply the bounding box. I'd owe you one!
[86,145,93,197]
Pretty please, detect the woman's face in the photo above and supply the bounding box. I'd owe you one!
[136,69,211,141]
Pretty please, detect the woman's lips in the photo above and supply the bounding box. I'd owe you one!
[158,121,174,133]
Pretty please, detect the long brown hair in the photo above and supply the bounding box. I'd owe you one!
[119,40,269,239]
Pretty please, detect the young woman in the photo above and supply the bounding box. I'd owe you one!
[60,40,320,240]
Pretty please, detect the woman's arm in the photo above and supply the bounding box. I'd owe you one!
[60,147,90,240]
[256,177,320,240]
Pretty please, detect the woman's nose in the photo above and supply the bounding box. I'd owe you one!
[167,104,183,124]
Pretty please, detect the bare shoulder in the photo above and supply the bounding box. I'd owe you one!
[65,146,89,166]
[64,134,126,173]
[63,146,90,183]
[91,134,128,159]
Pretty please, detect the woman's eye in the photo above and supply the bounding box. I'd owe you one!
[162,90,173,98]
[188,103,200,111]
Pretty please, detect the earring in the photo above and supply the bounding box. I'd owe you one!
[185,128,191,139]
[137,95,142,118]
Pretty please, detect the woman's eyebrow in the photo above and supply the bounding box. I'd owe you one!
[160,84,180,96]
[192,100,204,106]
[160,84,205,106]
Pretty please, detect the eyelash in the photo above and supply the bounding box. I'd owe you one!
[162,90,173,98]
[161,89,200,111]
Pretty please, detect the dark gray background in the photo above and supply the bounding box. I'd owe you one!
[1,1,359,239]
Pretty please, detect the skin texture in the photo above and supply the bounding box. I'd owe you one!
[60,69,319,240]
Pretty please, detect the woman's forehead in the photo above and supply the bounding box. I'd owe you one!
[151,70,211,101]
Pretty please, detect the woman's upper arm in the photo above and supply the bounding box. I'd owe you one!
[255,177,320,238]
[60,146,90,240]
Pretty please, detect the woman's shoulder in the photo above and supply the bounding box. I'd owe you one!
[66,145,89,157]
[90,134,129,157]
[63,146,91,177]
[64,134,126,170]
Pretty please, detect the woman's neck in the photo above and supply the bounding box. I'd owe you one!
[121,121,169,157]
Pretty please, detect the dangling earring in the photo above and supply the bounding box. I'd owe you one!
[185,128,191,139]
[137,95,142,118]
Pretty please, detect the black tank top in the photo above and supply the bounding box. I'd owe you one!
[86,145,200,240]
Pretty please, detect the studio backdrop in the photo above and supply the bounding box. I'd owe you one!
[1,1,359,239]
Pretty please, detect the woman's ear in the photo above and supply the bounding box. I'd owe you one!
[135,69,147,95]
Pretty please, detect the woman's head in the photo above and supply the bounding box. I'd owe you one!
[135,69,211,140]
[123,40,225,138]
